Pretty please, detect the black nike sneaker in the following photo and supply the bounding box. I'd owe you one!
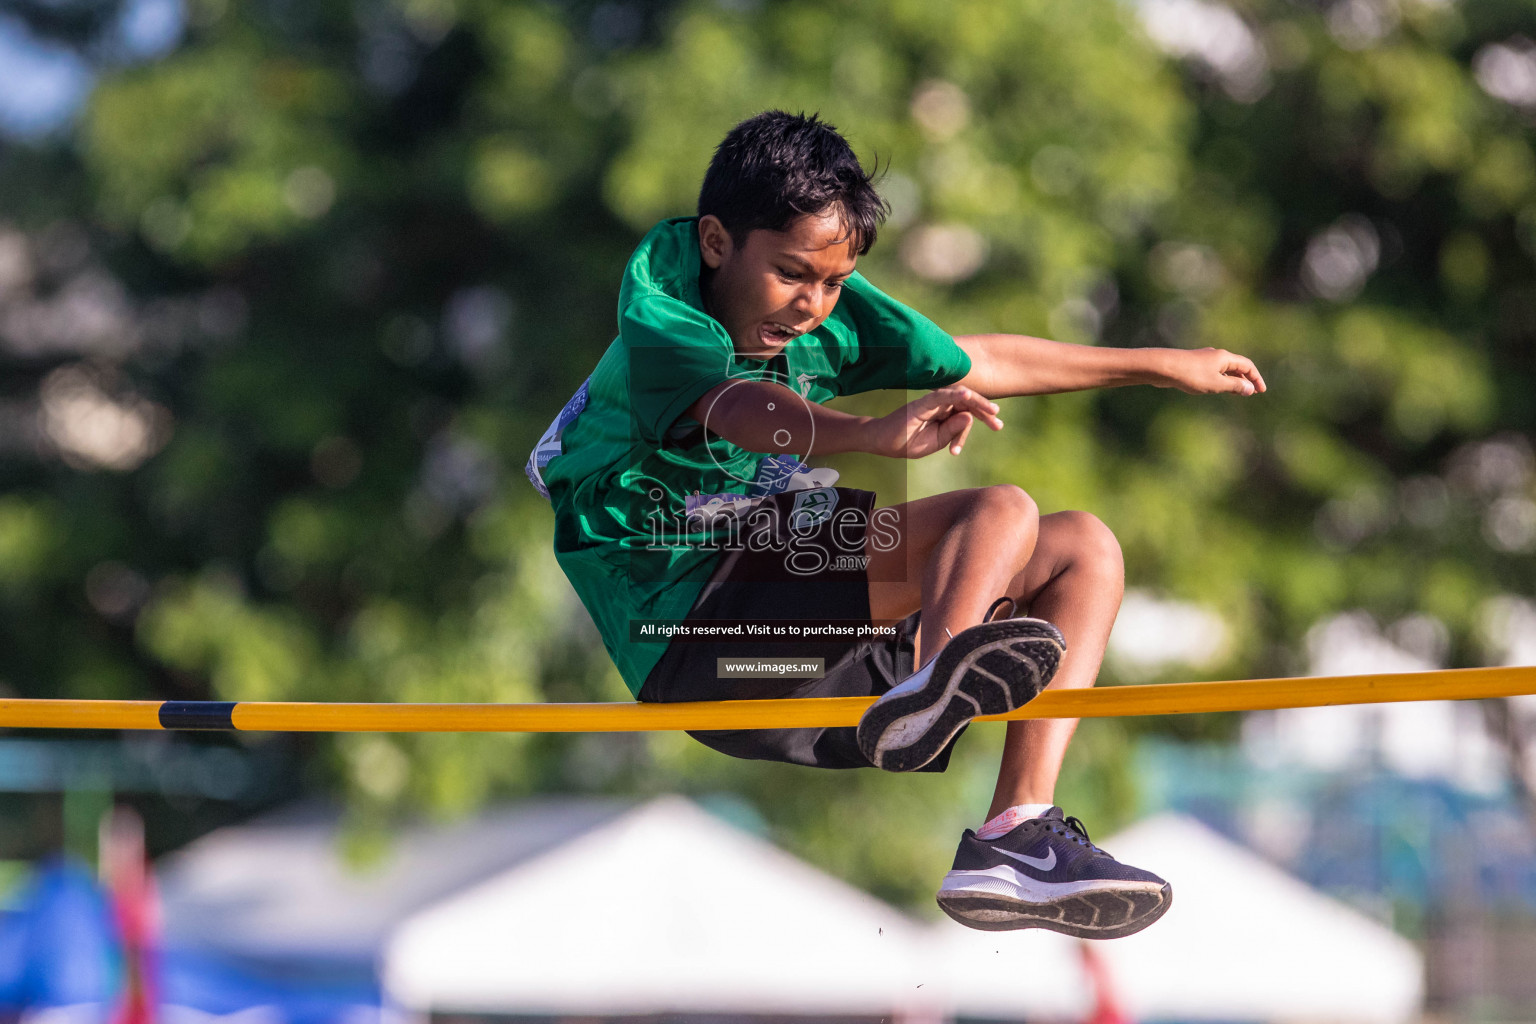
[856,615,1064,773]
[937,807,1172,939]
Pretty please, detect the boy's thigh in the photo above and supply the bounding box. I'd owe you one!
[863,492,966,625]
[864,486,1036,623]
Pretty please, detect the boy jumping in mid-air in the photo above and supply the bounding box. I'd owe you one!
[529,111,1264,938]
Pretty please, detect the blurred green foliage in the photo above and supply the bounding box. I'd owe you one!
[2,0,1536,908]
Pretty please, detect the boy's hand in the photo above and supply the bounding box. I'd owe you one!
[870,385,1005,459]
[1159,347,1267,396]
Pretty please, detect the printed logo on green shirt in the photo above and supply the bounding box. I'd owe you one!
[789,487,839,529]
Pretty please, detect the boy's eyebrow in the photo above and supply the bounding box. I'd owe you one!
[779,252,855,278]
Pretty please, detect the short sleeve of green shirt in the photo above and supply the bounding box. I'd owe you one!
[622,295,738,446]
[829,272,972,395]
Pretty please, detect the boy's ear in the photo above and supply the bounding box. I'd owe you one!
[697,215,734,270]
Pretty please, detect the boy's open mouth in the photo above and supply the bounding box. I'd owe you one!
[760,321,802,345]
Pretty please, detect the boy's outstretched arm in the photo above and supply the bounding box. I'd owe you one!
[685,379,1005,459]
[956,333,1266,399]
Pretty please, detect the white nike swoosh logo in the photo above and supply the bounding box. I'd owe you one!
[992,845,1057,871]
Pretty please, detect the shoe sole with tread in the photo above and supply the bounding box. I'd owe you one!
[856,618,1064,773]
[936,880,1173,939]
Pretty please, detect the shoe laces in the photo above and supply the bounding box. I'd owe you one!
[1045,814,1102,853]
[984,596,1018,622]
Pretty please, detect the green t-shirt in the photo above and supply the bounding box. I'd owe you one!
[528,217,973,695]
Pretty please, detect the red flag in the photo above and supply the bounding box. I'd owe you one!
[1079,941,1132,1024]
[101,807,159,1024]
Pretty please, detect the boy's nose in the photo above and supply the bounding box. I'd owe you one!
[791,284,827,321]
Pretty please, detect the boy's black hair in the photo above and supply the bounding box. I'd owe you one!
[698,111,888,256]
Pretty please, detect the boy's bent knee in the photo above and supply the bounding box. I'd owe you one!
[1049,510,1124,576]
[967,485,1039,551]
[972,484,1039,525]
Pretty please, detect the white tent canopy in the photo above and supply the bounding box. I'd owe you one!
[162,796,1423,1023]
[383,796,937,1016]
[385,803,1422,1023]
[158,799,633,963]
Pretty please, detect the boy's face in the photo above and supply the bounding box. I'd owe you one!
[697,210,858,360]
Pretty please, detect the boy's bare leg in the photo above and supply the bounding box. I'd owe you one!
[985,510,1124,818]
[867,491,1168,939]
[866,485,1044,656]
[867,497,1125,815]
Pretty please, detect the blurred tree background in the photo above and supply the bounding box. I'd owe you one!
[1,0,1535,908]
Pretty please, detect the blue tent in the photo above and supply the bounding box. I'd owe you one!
[0,858,119,1017]
[0,858,381,1024]
[159,948,382,1024]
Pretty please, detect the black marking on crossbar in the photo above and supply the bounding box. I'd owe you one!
[158,701,237,731]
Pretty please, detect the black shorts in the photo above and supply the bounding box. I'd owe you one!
[637,486,961,772]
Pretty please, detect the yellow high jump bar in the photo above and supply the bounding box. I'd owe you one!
[0,665,1533,732]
